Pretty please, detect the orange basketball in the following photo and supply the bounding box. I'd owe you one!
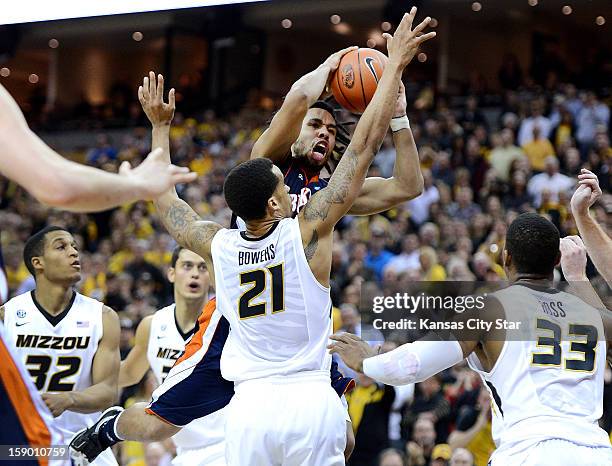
[330,48,388,114]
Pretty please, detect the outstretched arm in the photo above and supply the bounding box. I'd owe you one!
[138,72,223,275]
[251,46,357,162]
[570,170,612,287]
[0,84,195,212]
[348,82,424,215]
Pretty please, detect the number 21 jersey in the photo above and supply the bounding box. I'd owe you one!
[211,217,333,383]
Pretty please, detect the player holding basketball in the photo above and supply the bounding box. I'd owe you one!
[1,227,120,465]
[118,246,229,466]
[250,44,424,217]
[70,8,435,465]
[330,213,612,465]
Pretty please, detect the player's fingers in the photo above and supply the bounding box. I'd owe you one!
[118,161,131,175]
[415,31,436,44]
[170,171,198,184]
[167,164,192,174]
[339,45,358,55]
[580,168,595,176]
[329,334,352,344]
[578,179,598,189]
[143,77,150,98]
[157,74,164,102]
[566,235,585,248]
[412,16,431,35]
[149,71,156,97]
[138,86,145,103]
[577,172,598,181]
[169,88,176,108]
[145,147,163,161]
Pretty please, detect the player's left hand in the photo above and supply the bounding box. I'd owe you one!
[138,71,175,127]
[559,235,588,281]
[393,81,407,118]
[328,333,378,372]
[42,392,75,417]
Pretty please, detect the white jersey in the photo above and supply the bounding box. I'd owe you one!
[467,283,610,453]
[211,217,333,383]
[147,304,194,385]
[3,290,118,465]
[147,304,226,454]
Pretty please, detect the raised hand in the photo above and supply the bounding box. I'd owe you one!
[571,169,602,216]
[119,148,197,200]
[383,6,436,69]
[323,46,359,73]
[138,71,175,127]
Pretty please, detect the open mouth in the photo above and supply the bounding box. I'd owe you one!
[71,261,81,270]
[311,141,328,162]
[187,282,201,292]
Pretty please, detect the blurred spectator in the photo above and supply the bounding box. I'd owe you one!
[576,92,610,155]
[521,125,555,172]
[376,448,406,466]
[527,156,575,207]
[364,226,396,283]
[488,129,524,182]
[450,448,475,466]
[518,100,551,147]
[405,417,437,465]
[431,443,452,466]
[402,376,451,442]
[347,373,396,466]
[384,234,421,276]
[407,169,439,225]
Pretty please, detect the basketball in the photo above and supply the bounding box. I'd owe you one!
[330,48,388,114]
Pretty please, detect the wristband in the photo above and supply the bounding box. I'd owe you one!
[390,115,410,133]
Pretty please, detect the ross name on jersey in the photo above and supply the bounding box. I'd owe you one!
[156,347,183,360]
[238,244,276,266]
[16,334,91,350]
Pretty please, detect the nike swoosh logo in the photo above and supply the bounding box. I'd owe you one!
[364,57,380,83]
[16,322,29,327]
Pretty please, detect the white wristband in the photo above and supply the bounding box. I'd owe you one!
[390,115,410,133]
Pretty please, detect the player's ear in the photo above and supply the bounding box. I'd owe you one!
[268,195,281,215]
[554,250,561,268]
[502,249,511,269]
[31,257,44,274]
[167,267,176,284]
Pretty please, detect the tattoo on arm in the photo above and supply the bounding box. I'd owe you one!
[302,150,358,222]
[158,198,219,253]
[304,230,319,262]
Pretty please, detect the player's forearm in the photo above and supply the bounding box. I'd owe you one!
[350,62,403,156]
[447,422,481,449]
[67,382,117,414]
[574,213,612,287]
[391,127,424,198]
[118,361,148,388]
[151,125,177,197]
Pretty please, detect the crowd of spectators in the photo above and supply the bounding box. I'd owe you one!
[1,74,611,466]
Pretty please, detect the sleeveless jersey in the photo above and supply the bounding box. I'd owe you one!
[147,304,195,385]
[211,217,332,383]
[467,283,609,452]
[3,291,107,442]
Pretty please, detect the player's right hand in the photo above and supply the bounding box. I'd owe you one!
[119,148,197,199]
[323,46,358,72]
[383,6,436,69]
[571,169,602,216]
[559,235,588,281]
[138,71,176,127]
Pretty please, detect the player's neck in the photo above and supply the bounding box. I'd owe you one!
[174,296,205,331]
[295,157,323,178]
[513,275,554,287]
[33,280,75,316]
[244,218,280,239]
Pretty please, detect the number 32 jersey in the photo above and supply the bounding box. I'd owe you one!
[3,291,105,442]
[467,284,609,452]
[211,217,333,383]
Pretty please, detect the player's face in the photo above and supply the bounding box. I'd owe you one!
[270,165,292,218]
[169,249,209,300]
[292,108,337,168]
[38,231,81,284]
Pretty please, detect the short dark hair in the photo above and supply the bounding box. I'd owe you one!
[23,226,69,277]
[223,158,279,221]
[171,246,184,268]
[505,213,560,276]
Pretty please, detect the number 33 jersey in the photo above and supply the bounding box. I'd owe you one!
[467,283,609,452]
[211,217,333,383]
[3,291,104,442]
